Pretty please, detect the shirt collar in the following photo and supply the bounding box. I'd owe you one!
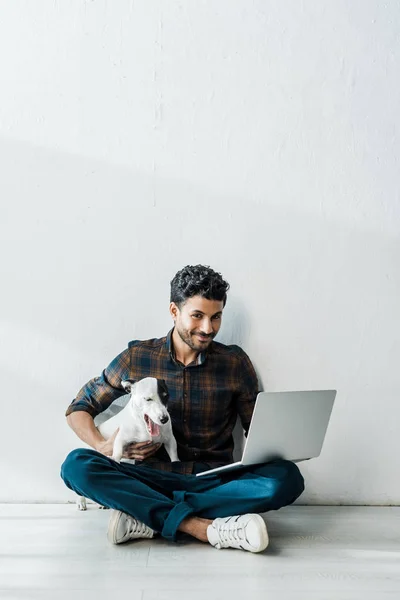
[166,327,212,366]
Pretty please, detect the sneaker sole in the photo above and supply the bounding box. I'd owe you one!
[107,510,123,545]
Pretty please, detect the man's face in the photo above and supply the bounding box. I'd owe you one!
[170,295,224,353]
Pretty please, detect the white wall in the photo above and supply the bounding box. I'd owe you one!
[1,0,399,504]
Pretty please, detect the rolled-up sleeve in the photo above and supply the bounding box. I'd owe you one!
[234,349,260,435]
[65,347,131,418]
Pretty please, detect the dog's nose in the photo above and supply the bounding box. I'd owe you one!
[160,415,169,424]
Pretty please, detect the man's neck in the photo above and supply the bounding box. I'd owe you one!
[171,328,200,366]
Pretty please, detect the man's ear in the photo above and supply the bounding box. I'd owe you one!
[169,302,179,321]
[121,379,135,393]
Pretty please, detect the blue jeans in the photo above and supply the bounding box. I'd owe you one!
[61,449,305,541]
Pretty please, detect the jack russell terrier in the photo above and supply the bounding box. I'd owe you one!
[77,376,179,510]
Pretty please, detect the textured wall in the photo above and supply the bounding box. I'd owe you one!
[0,1,399,503]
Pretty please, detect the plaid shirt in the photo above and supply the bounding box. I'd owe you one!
[66,329,259,474]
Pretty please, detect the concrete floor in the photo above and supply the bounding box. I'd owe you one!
[0,504,399,599]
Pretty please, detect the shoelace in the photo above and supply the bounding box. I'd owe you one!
[127,518,150,536]
[215,520,246,545]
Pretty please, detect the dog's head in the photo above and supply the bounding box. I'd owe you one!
[121,377,170,437]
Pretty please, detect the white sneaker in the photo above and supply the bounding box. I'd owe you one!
[107,510,155,545]
[207,513,269,553]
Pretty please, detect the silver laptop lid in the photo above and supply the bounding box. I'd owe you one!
[242,390,336,464]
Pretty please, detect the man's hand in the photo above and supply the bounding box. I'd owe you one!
[122,441,162,461]
[95,429,120,457]
[95,429,161,461]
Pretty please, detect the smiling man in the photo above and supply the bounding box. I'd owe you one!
[61,265,304,553]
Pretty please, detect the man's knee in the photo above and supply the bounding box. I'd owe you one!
[280,460,305,501]
[60,448,102,487]
[253,459,305,505]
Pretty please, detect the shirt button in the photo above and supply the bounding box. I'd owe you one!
[183,393,187,398]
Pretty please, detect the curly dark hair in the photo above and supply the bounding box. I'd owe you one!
[170,265,230,308]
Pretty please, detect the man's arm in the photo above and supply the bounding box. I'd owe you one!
[66,411,115,455]
[65,348,131,419]
[234,349,260,435]
[66,346,160,460]
[66,411,160,459]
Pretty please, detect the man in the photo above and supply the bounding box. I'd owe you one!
[61,265,304,553]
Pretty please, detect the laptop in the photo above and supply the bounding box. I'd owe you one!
[196,390,336,477]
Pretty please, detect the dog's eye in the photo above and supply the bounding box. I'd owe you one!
[146,398,153,402]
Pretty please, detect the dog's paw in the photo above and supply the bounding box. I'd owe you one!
[77,497,87,511]
[98,505,109,510]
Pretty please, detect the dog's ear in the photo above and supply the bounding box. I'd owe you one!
[121,379,136,393]
[157,379,169,402]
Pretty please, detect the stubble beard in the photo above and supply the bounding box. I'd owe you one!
[176,324,213,352]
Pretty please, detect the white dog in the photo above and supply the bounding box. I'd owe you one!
[77,376,179,510]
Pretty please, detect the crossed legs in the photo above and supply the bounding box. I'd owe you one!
[61,448,305,542]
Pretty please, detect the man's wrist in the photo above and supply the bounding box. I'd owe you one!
[93,435,106,452]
